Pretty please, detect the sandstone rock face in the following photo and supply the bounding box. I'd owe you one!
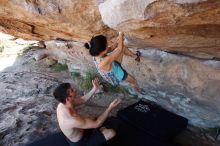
[0,0,220,59]
[0,0,116,41]
[99,0,220,58]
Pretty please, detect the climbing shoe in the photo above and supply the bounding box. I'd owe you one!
[139,88,147,95]
[135,51,141,62]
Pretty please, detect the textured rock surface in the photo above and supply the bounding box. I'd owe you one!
[0,38,220,146]
[0,0,220,58]
[44,40,220,128]
[0,0,116,41]
[99,0,220,58]
[0,0,220,145]
[0,44,138,146]
[0,42,220,146]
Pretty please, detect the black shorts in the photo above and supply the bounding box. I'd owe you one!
[114,61,128,81]
[67,129,106,146]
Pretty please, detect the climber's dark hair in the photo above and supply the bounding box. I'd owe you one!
[84,35,107,56]
[53,83,71,104]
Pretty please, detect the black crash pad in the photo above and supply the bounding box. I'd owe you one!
[24,132,69,146]
[117,100,188,142]
[103,117,180,146]
[102,99,189,146]
[25,100,188,146]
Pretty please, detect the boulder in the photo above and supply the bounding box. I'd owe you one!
[0,0,219,58]
[99,0,220,58]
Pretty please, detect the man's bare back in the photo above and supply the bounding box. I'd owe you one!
[57,103,83,142]
[53,78,121,146]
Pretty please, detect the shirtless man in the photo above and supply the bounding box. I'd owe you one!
[53,78,121,146]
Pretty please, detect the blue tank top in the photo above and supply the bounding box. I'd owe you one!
[93,57,125,86]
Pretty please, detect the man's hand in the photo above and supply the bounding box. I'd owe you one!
[79,78,102,104]
[92,78,100,92]
[108,98,121,110]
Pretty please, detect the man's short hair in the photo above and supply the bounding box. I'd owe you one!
[53,83,71,104]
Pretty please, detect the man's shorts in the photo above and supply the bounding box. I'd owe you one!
[67,129,106,146]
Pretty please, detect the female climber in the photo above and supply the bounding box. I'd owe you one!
[84,32,146,95]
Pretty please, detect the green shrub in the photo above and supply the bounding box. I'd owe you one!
[102,82,127,94]
[21,46,33,54]
[71,72,81,80]
[206,127,220,140]
[80,70,97,91]
[0,45,4,53]
[50,63,68,72]
[17,46,34,56]
[72,69,127,94]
